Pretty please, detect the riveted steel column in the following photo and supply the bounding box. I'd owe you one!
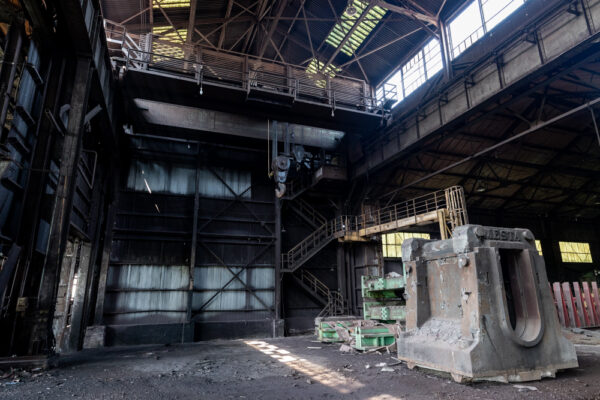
[36,56,92,353]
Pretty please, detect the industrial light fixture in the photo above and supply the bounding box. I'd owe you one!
[475,182,487,193]
[345,0,358,16]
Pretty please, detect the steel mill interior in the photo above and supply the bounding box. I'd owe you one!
[0,0,600,399]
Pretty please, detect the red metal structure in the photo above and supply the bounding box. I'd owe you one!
[551,282,600,329]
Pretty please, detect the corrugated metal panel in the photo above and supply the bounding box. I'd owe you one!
[105,290,187,312]
[192,290,273,311]
[107,265,189,289]
[127,159,195,194]
[248,291,274,309]
[105,264,189,325]
[194,267,247,290]
[104,311,186,325]
[194,266,274,290]
[127,159,251,198]
[197,167,251,198]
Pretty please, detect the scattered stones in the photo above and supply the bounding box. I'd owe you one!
[513,384,538,392]
[339,344,354,353]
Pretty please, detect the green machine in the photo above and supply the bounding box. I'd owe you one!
[314,274,407,350]
[363,301,406,321]
[361,274,406,323]
[314,316,358,343]
[361,274,405,298]
[352,274,406,350]
[315,319,356,343]
[353,325,397,351]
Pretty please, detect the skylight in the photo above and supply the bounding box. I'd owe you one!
[402,50,426,97]
[152,26,187,60]
[153,0,190,9]
[482,0,525,30]
[448,1,484,58]
[424,38,443,78]
[306,58,341,88]
[325,0,387,57]
[376,38,442,108]
[449,0,527,58]
[377,0,529,109]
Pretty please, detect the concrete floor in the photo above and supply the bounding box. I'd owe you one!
[1,334,600,400]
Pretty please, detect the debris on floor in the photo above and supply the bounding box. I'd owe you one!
[513,384,539,392]
[1,335,600,400]
[563,328,600,345]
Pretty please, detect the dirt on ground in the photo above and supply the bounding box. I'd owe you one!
[1,333,600,400]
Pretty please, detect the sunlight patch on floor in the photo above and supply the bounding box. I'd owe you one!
[244,340,364,394]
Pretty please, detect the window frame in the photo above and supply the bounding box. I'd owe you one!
[558,241,593,264]
[382,232,431,258]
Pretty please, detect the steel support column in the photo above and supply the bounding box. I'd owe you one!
[186,151,201,330]
[336,244,347,310]
[92,174,118,326]
[35,56,92,353]
[274,197,282,326]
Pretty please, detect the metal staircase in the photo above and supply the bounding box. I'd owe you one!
[287,198,327,230]
[282,186,468,273]
[295,270,346,317]
[104,20,146,69]
[281,217,348,273]
[284,175,313,201]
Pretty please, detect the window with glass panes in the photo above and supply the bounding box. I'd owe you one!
[559,242,593,263]
[382,232,430,258]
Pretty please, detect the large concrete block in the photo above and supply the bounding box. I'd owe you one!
[398,225,578,383]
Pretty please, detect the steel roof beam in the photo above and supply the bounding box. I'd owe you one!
[374,0,438,27]
[257,0,288,60]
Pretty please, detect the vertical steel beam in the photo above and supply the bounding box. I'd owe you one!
[1,56,62,356]
[336,244,347,308]
[274,197,282,324]
[66,242,92,351]
[36,56,92,352]
[439,20,452,80]
[93,173,119,325]
[187,151,201,326]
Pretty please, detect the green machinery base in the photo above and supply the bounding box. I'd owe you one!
[353,325,397,351]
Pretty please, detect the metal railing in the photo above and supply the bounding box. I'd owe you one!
[103,20,388,115]
[282,186,468,272]
[320,290,346,318]
[295,198,327,227]
[281,218,345,272]
[297,270,346,317]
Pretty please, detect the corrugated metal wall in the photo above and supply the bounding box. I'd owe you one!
[104,137,275,340]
